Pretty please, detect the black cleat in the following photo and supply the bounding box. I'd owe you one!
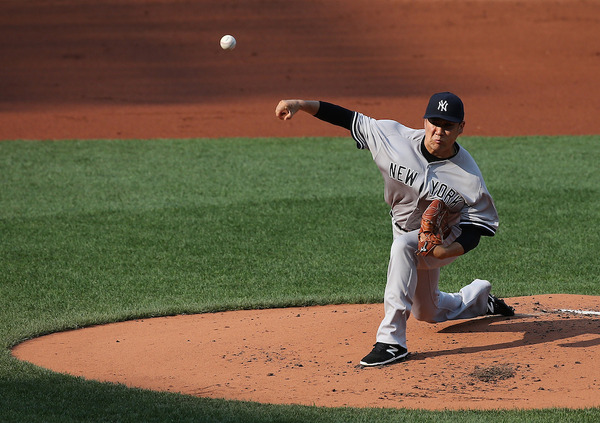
[487,294,515,316]
[360,342,408,367]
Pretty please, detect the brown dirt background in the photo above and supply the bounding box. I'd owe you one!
[5,0,600,412]
[1,0,599,140]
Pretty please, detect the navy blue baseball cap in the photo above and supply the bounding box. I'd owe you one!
[423,92,464,123]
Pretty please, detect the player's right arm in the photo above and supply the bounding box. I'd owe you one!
[276,100,320,120]
[276,100,354,130]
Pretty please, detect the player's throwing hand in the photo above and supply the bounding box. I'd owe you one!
[276,100,294,120]
[276,100,320,120]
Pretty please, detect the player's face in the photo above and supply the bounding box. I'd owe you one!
[424,118,465,159]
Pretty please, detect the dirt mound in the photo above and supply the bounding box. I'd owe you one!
[13,295,600,410]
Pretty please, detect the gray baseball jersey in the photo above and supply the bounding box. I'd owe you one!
[351,113,498,236]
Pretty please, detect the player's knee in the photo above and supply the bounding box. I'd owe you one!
[412,294,442,323]
[412,307,438,323]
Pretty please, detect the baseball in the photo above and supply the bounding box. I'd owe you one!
[220,34,236,50]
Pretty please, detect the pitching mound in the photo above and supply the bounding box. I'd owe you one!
[12,295,600,410]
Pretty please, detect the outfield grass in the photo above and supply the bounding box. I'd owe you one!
[1,136,598,422]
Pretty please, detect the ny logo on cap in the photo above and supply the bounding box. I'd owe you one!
[438,100,448,112]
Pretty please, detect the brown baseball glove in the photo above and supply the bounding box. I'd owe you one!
[417,200,450,256]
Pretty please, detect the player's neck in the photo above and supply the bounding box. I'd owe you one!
[421,139,459,162]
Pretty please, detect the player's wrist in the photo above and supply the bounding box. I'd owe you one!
[432,243,464,259]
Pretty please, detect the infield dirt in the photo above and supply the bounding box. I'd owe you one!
[12,295,600,410]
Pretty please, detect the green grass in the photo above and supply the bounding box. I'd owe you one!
[1,135,598,422]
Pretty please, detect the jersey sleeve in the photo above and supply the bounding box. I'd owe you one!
[351,112,381,151]
[459,189,498,236]
[350,112,421,154]
[312,103,382,152]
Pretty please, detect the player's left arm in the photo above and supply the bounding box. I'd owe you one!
[431,242,464,259]
[431,225,482,259]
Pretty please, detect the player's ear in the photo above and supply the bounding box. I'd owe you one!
[458,121,465,135]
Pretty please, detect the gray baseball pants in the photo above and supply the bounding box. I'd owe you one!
[376,225,491,349]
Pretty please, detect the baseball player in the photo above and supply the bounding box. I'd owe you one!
[275,92,515,366]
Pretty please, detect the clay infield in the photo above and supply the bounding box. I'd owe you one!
[12,295,600,410]
[4,0,600,411]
